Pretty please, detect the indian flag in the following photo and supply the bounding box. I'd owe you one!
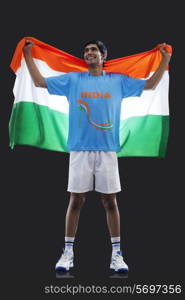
[9,37,172,157]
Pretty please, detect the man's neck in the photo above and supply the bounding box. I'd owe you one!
[88,65,104,76]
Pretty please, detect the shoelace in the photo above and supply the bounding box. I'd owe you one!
[60,251,73,262]
[112,254,124,263]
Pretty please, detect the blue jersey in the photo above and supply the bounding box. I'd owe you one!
[45,72,146,152]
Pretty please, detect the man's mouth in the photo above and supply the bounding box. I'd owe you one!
[86,56,96,61]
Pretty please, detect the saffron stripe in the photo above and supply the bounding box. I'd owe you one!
[10,37,172,78]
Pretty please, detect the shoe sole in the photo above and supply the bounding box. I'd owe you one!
[110,266,129,273]
[55,263,74,272]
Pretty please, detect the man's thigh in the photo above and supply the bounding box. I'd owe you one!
[94,152,121,194]
[67,151,94,193]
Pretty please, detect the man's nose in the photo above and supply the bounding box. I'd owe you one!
[87,49,93,55]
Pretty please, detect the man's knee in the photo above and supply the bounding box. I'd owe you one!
[101,193,117,211]
[69,193,86,210]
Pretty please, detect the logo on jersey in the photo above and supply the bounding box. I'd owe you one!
[77,99,113,131]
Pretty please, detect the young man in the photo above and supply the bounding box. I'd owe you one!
[23,40,171,273]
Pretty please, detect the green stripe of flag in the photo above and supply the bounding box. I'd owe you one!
[118,115,169,157]
[9,101,69,152]
[9,102,169,157]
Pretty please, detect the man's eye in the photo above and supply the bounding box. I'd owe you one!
[85,48,98,52]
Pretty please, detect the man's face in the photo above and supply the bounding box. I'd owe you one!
[84,44,105,66]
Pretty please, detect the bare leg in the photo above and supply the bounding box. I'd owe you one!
[101,193,120,237]
[65,192,85,237]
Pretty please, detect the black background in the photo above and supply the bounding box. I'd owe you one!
[1,1,184,299]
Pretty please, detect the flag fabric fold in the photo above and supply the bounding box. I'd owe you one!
[9,37,172,157]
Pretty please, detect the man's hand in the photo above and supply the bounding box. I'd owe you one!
[23,40,35,54]
[159,43,172,64]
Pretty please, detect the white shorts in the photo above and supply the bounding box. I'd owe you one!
[67,151,121,194]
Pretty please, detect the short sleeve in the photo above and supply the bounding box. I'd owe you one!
[121,74,146,98]
[45,73,71,97]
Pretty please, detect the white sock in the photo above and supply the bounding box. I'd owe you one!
[64,236,75,254]
[111,237,121,256]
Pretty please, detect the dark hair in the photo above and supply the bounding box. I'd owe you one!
[83,40,108,63]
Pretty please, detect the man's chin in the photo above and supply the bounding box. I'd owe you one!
[85,61,98,67]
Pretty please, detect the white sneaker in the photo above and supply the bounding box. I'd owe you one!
[55,250,74,271]
[110,251,129,272]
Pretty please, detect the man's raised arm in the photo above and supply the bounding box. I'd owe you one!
[23,40,47,88]
[144,43,172,90]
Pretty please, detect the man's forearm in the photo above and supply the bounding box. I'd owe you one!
[24,50,46,88]
[145,57,169,90]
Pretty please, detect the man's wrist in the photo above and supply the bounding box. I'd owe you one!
[23,48,32,56]
[161,55,171,65]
